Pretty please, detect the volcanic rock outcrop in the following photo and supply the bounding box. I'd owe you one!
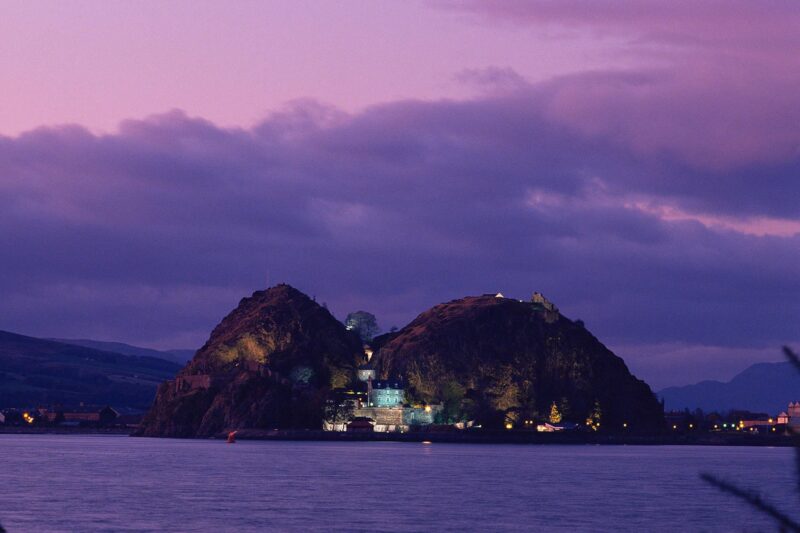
[140,286,663,437]
[137,284,363,437]
[371,294,663,429]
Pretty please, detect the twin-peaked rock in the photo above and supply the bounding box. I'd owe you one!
[139,286,663,437]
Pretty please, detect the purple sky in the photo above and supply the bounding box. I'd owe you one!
[1,1,798,389]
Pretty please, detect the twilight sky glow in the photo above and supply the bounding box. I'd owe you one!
[1,1,798,389]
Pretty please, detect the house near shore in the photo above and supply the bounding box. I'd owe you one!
[43,405,119,426]
[787,402,800,430]
[351,374,441,432]
[760,402,800,433]
[537,422,580,432]
[347,417,375,432]
[369,379,405,407]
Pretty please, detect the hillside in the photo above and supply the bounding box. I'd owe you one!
[373,294,664,429]
[0,330,181,410]
[659,360,800,414]
[137,284,364,437]
[51,338,194,365]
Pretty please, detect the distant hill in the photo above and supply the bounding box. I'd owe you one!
[51,338,195,365]
[0,330,182,410]
[658,361,800,414]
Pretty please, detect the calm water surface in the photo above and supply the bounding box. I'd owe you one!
[0,435,795,532]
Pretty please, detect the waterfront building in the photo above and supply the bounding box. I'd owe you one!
[369,379,405,407]
[323,344,445,433]
[783,402,800,431]
[788,402,800,420]
[43,405,119,426]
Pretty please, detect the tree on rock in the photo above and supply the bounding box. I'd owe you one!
[586,399,602,431]
[558,396,571,420]
[345,311,381,342]
[440,380,466,423]
[324,393,355,429]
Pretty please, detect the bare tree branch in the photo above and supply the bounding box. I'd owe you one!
[795,444,800,504]
[784,346,800,374]
[700,473,800,532]
[701,346,800,529]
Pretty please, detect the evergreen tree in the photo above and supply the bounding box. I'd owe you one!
[549,402,562,424]
[559,396,571,420]
[441,380,466,423]
[585,399,602,431]
[324,394,354,428]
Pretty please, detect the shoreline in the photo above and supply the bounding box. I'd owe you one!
[226,429,797,447]
[0,427,131,436]
[3,426,793,446]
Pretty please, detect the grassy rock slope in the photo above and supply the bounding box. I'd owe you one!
[372,294,663,430]
[137,284,363,437]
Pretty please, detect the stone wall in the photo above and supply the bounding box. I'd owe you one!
[175,374,213,391]
[355,406,405,426]
[403,405,441,425]
[531,292,560,323]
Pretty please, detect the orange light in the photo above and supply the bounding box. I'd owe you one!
[505,422,513,430]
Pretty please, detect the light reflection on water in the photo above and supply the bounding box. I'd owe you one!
[0,435,795,532]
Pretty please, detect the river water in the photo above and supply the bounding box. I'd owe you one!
[0,435,795,532]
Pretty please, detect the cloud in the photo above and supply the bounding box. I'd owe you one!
[536,68,800,175]
[440,1,800,171]
[440,1,800,54]
[2,22,799,387]
[454,67,530,95]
